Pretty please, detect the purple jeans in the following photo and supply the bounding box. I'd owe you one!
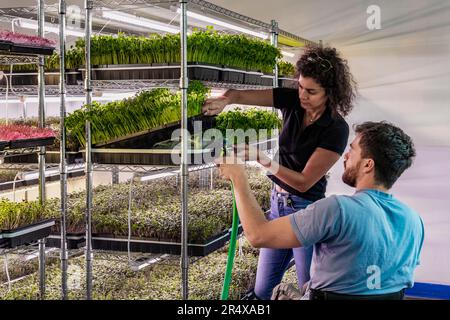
[254,189,314,300]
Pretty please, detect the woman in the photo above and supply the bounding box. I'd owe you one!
[203,46,357,300]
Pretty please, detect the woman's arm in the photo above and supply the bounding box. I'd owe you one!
[202,89,274,116]
[259,147,341,193]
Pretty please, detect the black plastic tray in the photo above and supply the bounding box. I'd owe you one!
[244,71,263,85]
[221,67,245,84]
[0,140,9,151]
[46,233,86,250]
[0,71,38,86]
[93,115,216,149]
[151,63,180,79]
[9,44,54,56]
[65,69,82,85]
[88,147,218,166]
[0,70,81,86]
[260,74,274,86]
[88,63,180,81]
[0,219,55,249]
[85,62,223,82]
[0,41,12,51]
[81,62,280,85]
[83,63,241,83]
[279,77,298,89]
[3,72,34,86]
[91,225,243,256]
[82,115,217,165]
[188,62,221,82]
[2,151,84,165]
[8,136,55,149]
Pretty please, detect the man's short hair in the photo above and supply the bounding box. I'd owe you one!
[354,121,416,189]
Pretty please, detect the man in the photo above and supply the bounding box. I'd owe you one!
[217,121,424,300]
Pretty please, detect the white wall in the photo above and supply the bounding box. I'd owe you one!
[210,0,450,286]
[328,1,450,285]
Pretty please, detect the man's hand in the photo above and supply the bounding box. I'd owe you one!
[214,156,246,181]
[202,95,229,116]
[233,143,271,167]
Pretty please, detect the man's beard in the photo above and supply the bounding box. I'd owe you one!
[342,161,360,188]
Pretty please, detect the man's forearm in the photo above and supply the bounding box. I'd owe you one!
[258,157,309,193]
[230,173,268,245]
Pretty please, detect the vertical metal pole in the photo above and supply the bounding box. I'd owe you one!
[38,238,46,297]
[270,20,279,189]
[84,0,93,301]
[59,0,69,300]
[37,0,46,300]
[270,20,279,90]
[210,167,214,190]
[112,166,119,184]
[37,0,46,204]
[180,0,189,300]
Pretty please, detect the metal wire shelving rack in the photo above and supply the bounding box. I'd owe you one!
[0,0,51,299]
[0,0,316,300]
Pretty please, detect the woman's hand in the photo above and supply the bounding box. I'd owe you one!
[233,143,271,166]
[215,156,246,181]
[233,143,258,161]
[202,96,230,116]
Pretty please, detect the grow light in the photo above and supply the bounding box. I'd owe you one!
[102,9,179,34]
[0,92,135,104]
[129,254,170,271]
[176,8,268,40]
[281,50,295,58]
[17,18,85,38]
[20,163,84,181]
[20,168,59,181]
[140,171,178,182]
[24,247,58,262]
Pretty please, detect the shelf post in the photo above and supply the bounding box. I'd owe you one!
[37,0,46,206]
[112,166,119,184]
[84,0,94,301]
[270,19,279,89]
[180,0,189,300]
[59,0,69,300]
[270,19,279,118]
[210,167,214,190]
[37,0,46,300]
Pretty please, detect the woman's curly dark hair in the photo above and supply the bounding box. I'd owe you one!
[296,45,357,118]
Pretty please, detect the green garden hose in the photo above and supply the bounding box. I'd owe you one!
[221,183,240,300]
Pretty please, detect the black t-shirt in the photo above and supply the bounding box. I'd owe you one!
[269,87,349,201]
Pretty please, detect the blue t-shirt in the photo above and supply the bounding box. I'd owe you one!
[289,189,424,295]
